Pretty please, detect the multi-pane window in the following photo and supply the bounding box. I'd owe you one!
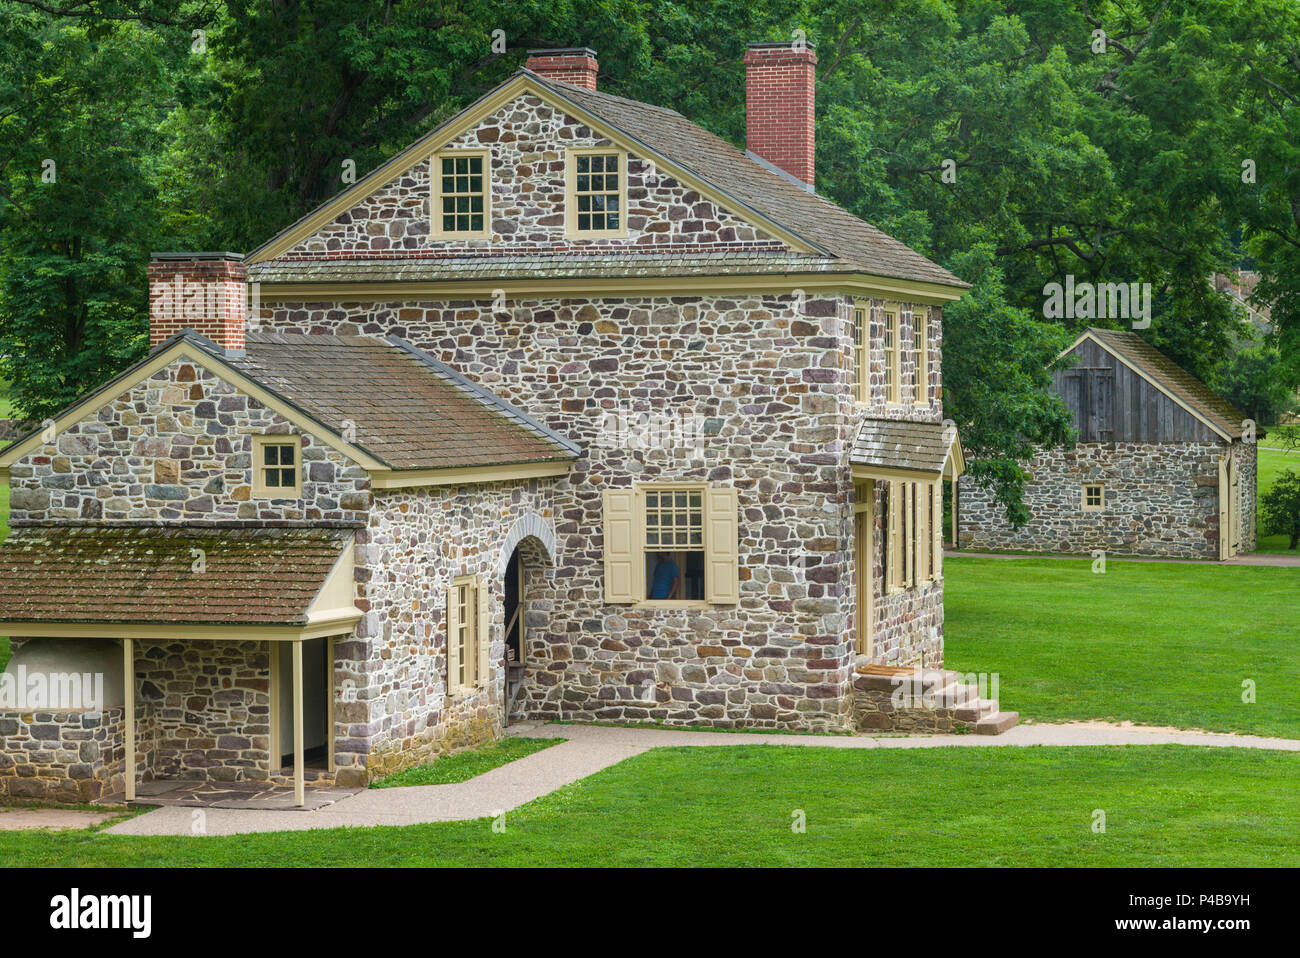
[447,576,483,694]
[569,151,623,234]
[914,310,927,404]
[644,487,705,601]
[253,437,300,497]
[1082,483,1105,511]
[436,151,488,236]
[853,305,868,403]
[883,309,899,403]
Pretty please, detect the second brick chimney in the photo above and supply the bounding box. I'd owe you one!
[524,48,599,90]
[744,41,817,190]
[148,253,248,356]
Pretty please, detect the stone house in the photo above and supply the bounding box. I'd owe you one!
[957,327,1256,559]
[0,44,1008,807]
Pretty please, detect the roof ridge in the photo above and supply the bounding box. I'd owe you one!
[385,336,583,459]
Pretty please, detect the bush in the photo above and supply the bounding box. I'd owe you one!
[1260,469,1300,550]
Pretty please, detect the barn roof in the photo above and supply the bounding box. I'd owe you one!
[1071,328,1247,440]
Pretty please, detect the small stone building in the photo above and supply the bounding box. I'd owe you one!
[0,44,1016,806]
[957,327,1256,559]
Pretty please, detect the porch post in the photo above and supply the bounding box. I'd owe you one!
[123,637,135,802]
[292,638,305,807]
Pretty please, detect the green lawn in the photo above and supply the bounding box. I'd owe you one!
[944,556,1300,737]
[1256,444,1300,554]
[371,736,562,787]
[3,745,1297,866]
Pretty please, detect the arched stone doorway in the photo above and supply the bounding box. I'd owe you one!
[496,513,557,723]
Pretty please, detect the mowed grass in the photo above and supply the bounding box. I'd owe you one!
[371,736,562,787]
[1256,444,1300,553]
[4,745,1299,867]
[944,556,1300,737]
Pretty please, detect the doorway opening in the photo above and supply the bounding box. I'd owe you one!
[276,637,331,771]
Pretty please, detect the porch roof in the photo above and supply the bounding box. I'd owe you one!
[0,526,355,629]
[850,418,964,480]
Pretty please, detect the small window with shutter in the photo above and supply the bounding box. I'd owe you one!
[603,483,739,605]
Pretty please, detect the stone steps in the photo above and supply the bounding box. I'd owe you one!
[852,664,1020,735]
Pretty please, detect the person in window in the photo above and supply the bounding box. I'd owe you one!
[649,552,680,600]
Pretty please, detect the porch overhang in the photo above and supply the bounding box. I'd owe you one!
[0,525,359,809]
[850,417,965,483]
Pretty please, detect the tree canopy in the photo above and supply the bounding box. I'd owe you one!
[2,0,1297,519]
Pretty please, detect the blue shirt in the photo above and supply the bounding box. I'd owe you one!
[649,558,680,599]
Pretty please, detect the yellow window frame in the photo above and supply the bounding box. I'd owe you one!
[565,146,628,239]
[252,435,302,498]
[431,148,491,239]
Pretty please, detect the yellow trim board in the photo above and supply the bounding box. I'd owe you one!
[369,459,572,489]
[852,464,944,483]
[256,272,967,305]
[246,74,827,264]
[0,339,388,472]
[0,615,362,642]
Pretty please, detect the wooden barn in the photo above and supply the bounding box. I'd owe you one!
[957,327,1255,559]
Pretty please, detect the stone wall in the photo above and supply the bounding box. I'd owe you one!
[334,481,558,785]
[135,640,272,783]
[957,441,1230,558]
[6,358,369,526]
[0,708,124,803]
[279,93,786,258]
[268,290,945,731]
[1233,439,1258,552]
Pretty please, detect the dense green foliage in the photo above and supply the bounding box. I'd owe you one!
[3,0,1299,517]
[4,745,1300,865]
[1213,342,1299,425]
[1259,468,1300,549]
[944,556,1300,736]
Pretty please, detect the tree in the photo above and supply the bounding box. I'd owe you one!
[1260,470,1300,550]
[0,9,184,420]
[1212,343,1298,426]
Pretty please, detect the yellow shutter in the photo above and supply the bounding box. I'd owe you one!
[705,486,740,604]
[933,482,944,577]
[886,481,899,591]
[1218,456,1230,561]
[917,481,930,582]
[446,584,460,693]
[476,577,491,687]
[604,488,638,603]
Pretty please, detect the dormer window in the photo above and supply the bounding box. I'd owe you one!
[253,436,301,498]
[566,148,627,237]
[432,149,489,238]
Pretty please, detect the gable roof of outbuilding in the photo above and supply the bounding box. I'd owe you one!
[244,71,967,292]
[1066,328,1247,441]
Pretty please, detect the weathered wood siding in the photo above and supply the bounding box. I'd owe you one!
[1053,338,1219,442]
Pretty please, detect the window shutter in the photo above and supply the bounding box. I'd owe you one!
[917,481,930,582]
[604,488,638,603]
[445,585,460,693]
[476,577,491,687]
[889,480,899,587]
[933,482,944,577]
[705,486,740,604]
[1218,456,1230,561]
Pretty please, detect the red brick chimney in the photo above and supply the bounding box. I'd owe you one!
[744,41,817,190]
[148,253,248,355]
[524,48,599,90]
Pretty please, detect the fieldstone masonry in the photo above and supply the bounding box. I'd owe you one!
[958,440,1257,558]
[0,708,125,802]
[6,358,370,526]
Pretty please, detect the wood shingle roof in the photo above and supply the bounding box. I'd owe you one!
[0,527,352,626]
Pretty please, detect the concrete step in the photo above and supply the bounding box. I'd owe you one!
[955,698,997,722]
[931,682,980,707]
[973,711,1020,735]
